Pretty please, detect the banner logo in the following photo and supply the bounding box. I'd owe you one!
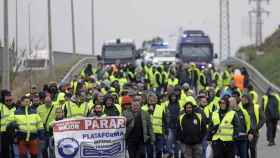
[57,138,79,158]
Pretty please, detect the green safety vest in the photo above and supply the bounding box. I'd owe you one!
[212,110,236,142]
[152,104,165,134]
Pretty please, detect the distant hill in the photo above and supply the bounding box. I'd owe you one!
[237,28,280,86]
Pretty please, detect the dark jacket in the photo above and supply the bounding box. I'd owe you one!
[104,106,120,116]
[166,94,180,129]
[177,112,207,145]
[264,95,279,120]
[126,110,155,144]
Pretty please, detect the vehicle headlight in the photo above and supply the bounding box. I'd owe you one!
[208,63,213,68]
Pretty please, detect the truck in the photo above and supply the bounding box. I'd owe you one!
[176,30,217,67]
[101,38,137,65]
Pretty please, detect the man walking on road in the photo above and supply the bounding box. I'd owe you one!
[262,88,280,146]
[126,96,154,158]
[177,101,207,158]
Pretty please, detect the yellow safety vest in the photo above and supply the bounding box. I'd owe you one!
[66,101,92,118]
[262,94,280,112]
[152,104,165,134]
[152,71,162,88]
[167,78,179,87]
[249,90,258,104]
[239,107,251,133]
[179,95,197,111]
[212,110,236,142]
[254,104,260,125]
[223,70,232,86]
[141,104,149,112]
[12,107,44,141]
[37,104,57,131]
[199,72,207,90]
[162,71,169,85]
[0,104,14,132]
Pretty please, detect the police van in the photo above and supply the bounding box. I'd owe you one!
[100,39,138,65]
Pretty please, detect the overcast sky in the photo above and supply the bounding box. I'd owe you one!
[0,0,279,55]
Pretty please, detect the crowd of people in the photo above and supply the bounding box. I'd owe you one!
[0,62,280,158]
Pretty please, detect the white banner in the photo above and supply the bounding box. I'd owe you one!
[53,116,126,158]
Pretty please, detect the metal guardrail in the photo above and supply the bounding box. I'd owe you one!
[224,57,280,94]
[60,57,97,84]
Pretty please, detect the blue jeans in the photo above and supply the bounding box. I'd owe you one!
[166,129,179,157]
[39,135,50,158]
[13,144,20,158]
[145,143,154,158]
[236,140,248,158]
[155,134,164,158]
[202,136,208,158]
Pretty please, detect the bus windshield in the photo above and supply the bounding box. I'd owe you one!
[181,45,211,58]
[103,46,133,59]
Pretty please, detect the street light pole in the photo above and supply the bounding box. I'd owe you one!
[2,0,10,90]
[71,0,77,54]
[91,0,95,55]
[47,0,54,77]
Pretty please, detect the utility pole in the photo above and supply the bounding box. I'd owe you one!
[16,0,18,57]
[71,0,77,54]
[2,0,10,90]
[91,0,95,55]
[28,3,33,88]
[249,0,270,47]
[219,0,231,61]
[28,3,32,59]
[47,0,54,77]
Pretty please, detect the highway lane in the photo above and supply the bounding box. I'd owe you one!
[258,124,280,158]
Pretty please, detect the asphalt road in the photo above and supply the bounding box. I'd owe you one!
[258,124,280,158]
